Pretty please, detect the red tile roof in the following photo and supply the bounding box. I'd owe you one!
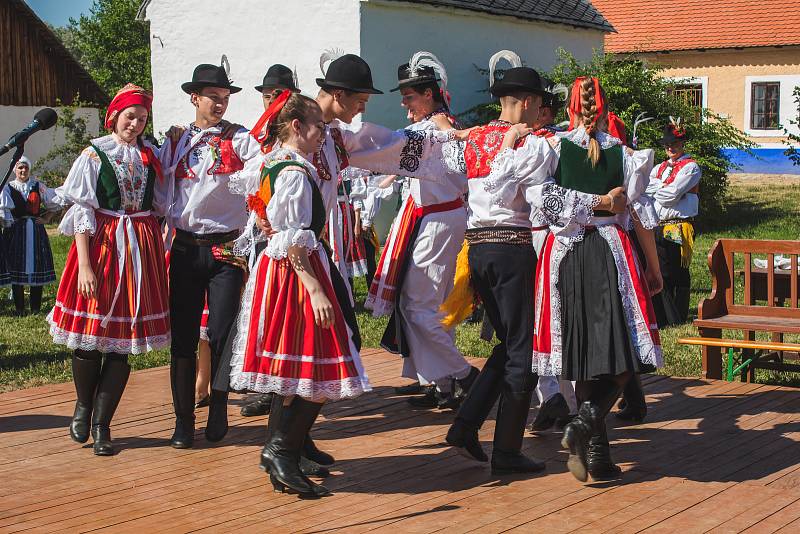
[592,0,800,53]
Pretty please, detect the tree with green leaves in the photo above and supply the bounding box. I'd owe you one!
[64,0,151,96]
[33,100,96,188]
[784,86,800,166]
[460,50,753,223]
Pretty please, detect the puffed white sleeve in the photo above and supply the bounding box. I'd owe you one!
[653,161,701,208]
[228,155,263,197]
[483,136,557,209]
[624,147,659,229]
[264,169,318,259]
[55,147,101,235]
[233,128,265,163]
[645,164,661,196]
[0,186,12,228]
[343,167,369,210]
[342,122,452,181]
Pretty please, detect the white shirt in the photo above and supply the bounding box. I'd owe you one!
[405,119,467,207]
[0,185,12,228]
[645,154,701,221]
[160,124,262,234]
[8,178,60,214]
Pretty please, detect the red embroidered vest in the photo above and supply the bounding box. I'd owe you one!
[463,120,527,179]
[174,135,244,180]
[657,158,699,193]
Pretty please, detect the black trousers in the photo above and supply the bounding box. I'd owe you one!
[169,240,244,393]
[363,234,378,289]
[468,242,537,393]
[654,229,691,325]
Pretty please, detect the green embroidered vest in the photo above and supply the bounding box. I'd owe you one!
[555,140,624,217]
[262,160,326,239]
[91,143,157,211]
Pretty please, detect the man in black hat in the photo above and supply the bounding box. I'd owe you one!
[436,51,627,475]
[367,52,479,412]
[237,63,301,420]
[161,62,262,449]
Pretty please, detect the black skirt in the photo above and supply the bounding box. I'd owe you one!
[5,218,55,286]
[0,229,9,287]
[558,230,652,381]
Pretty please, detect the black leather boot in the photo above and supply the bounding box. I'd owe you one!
[303,435,335,466]
[90,356,130,456]
[445,367,503,462]
[587,421,622,481]
[240,393,274,416]
[205,389,229,442]
[616,374,647,422]
[169,357,196,449]
[70,352,102,443]
[529,392,570,432]
[260,397,330,478]
[491,390,546,475]
[562,401,601,482]
[261,396,331,498]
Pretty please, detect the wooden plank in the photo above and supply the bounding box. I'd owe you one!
[744,252,752,305]
[677,337,800,352]
[791,255,798,308]
[768,253,776,306]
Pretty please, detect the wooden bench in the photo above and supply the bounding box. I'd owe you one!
[682,239,800,381]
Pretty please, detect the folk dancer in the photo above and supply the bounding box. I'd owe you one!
[238,63,302,419]
[366,52,479,410]
[533,77,663,482]
[439,51,627,475]
[5,156,59,315]
[49,84,170,455]
[228,93,370,498]
[160,62,262,449]
[0,185,12,289]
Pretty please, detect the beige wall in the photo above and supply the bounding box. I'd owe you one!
[641,47,800,146]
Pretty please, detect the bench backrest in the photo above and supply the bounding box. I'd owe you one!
[699,238,800,320]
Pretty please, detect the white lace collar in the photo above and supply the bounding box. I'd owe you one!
[263,147,319,180]
[91,134,139,156]
[557,126,622,150]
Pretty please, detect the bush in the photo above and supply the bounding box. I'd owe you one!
[33,99,98,188]
[459,50,753,224]
[784,86,800,166]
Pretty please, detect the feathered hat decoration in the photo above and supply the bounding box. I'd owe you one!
[632,112,653,149]
[220,54,232,83]
[319,48,344,76]
[669,116,686,137]
[408,50,451,105]
[488,50,522,90]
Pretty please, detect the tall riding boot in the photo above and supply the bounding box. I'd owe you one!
[304,435,335,466]
[587,420,622,480]
[70,351,102,443]
[562,400,602,482]
[616,374,647,422]
[491,390,546,475]
[205,389,229,442]
[90,355,130,456]
[261,396,331,498]
[261,397,330,478]
[446,366,503,462]
[170,357,196,449]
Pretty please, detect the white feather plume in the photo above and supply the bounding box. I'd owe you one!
[293,66,299,89]
[319,48,344,76]
[488,50,522,89]
[549,83,568,101]
[220,54,230,77]
[408,50,449,95]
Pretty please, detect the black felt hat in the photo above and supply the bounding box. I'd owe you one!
[659,123,689,145]
[490,67,548,98]
[540,77,564,109]
[390,63,439,92]
[254,64,299,93]
[182,64,241,94]
[316,54,383,94]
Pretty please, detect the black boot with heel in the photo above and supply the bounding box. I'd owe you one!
[90,355,130,456]
[69,351,102,444]
[170,357,196,449]
[491,390,546,475]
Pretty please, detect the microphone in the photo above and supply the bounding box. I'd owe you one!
[0,108,58,157]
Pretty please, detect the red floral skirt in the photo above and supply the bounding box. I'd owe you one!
[48,211,170,354]
[339,200,368,278]
[229,248,370,401]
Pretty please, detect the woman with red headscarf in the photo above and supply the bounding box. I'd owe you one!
[49,83,169,456]
[531,77,663,482]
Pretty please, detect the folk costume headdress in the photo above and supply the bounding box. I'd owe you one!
[250,89,293,146]
[541,77,567,111]
[659,116,688,145]
[15,155,32,169]
[567,76,606,131]
[181,56,241,94]
[392,51,452,108]
[316,50,383,94]
[488,50,547,98]
[104,83,153,130]
[255,64,300,93]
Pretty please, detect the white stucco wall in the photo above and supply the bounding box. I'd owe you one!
[0,105,100,176]
[144,0,362,136]
[359,0,605,129]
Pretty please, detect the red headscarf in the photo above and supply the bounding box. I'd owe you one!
[250,89,293,146]
[104,83,153,130]
[606,111,627,145]
[567,76,606,131]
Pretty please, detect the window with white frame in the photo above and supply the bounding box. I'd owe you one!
[750,82,781,130]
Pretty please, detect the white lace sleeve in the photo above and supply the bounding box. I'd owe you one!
[529,181,600,246]
[56,147,101,235]
[228,155,264,196]
[624,148,659,229]
[264,168,318,259]
[0,187,12,228]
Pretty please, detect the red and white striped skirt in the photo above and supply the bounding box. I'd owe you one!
[229,248,370,402]
[48,210,170,354]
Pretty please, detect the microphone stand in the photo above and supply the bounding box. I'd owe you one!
[0,145,25,192]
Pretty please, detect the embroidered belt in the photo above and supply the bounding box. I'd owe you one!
[465,226,533,246]
[175,228,240,247]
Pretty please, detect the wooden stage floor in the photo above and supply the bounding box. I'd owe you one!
[2,348,800,533]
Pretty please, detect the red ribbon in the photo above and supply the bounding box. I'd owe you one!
[567,76,606,131]
[140,145,165,182]
[250,89,292,145]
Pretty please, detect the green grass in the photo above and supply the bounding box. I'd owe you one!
[2,181,799,392]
